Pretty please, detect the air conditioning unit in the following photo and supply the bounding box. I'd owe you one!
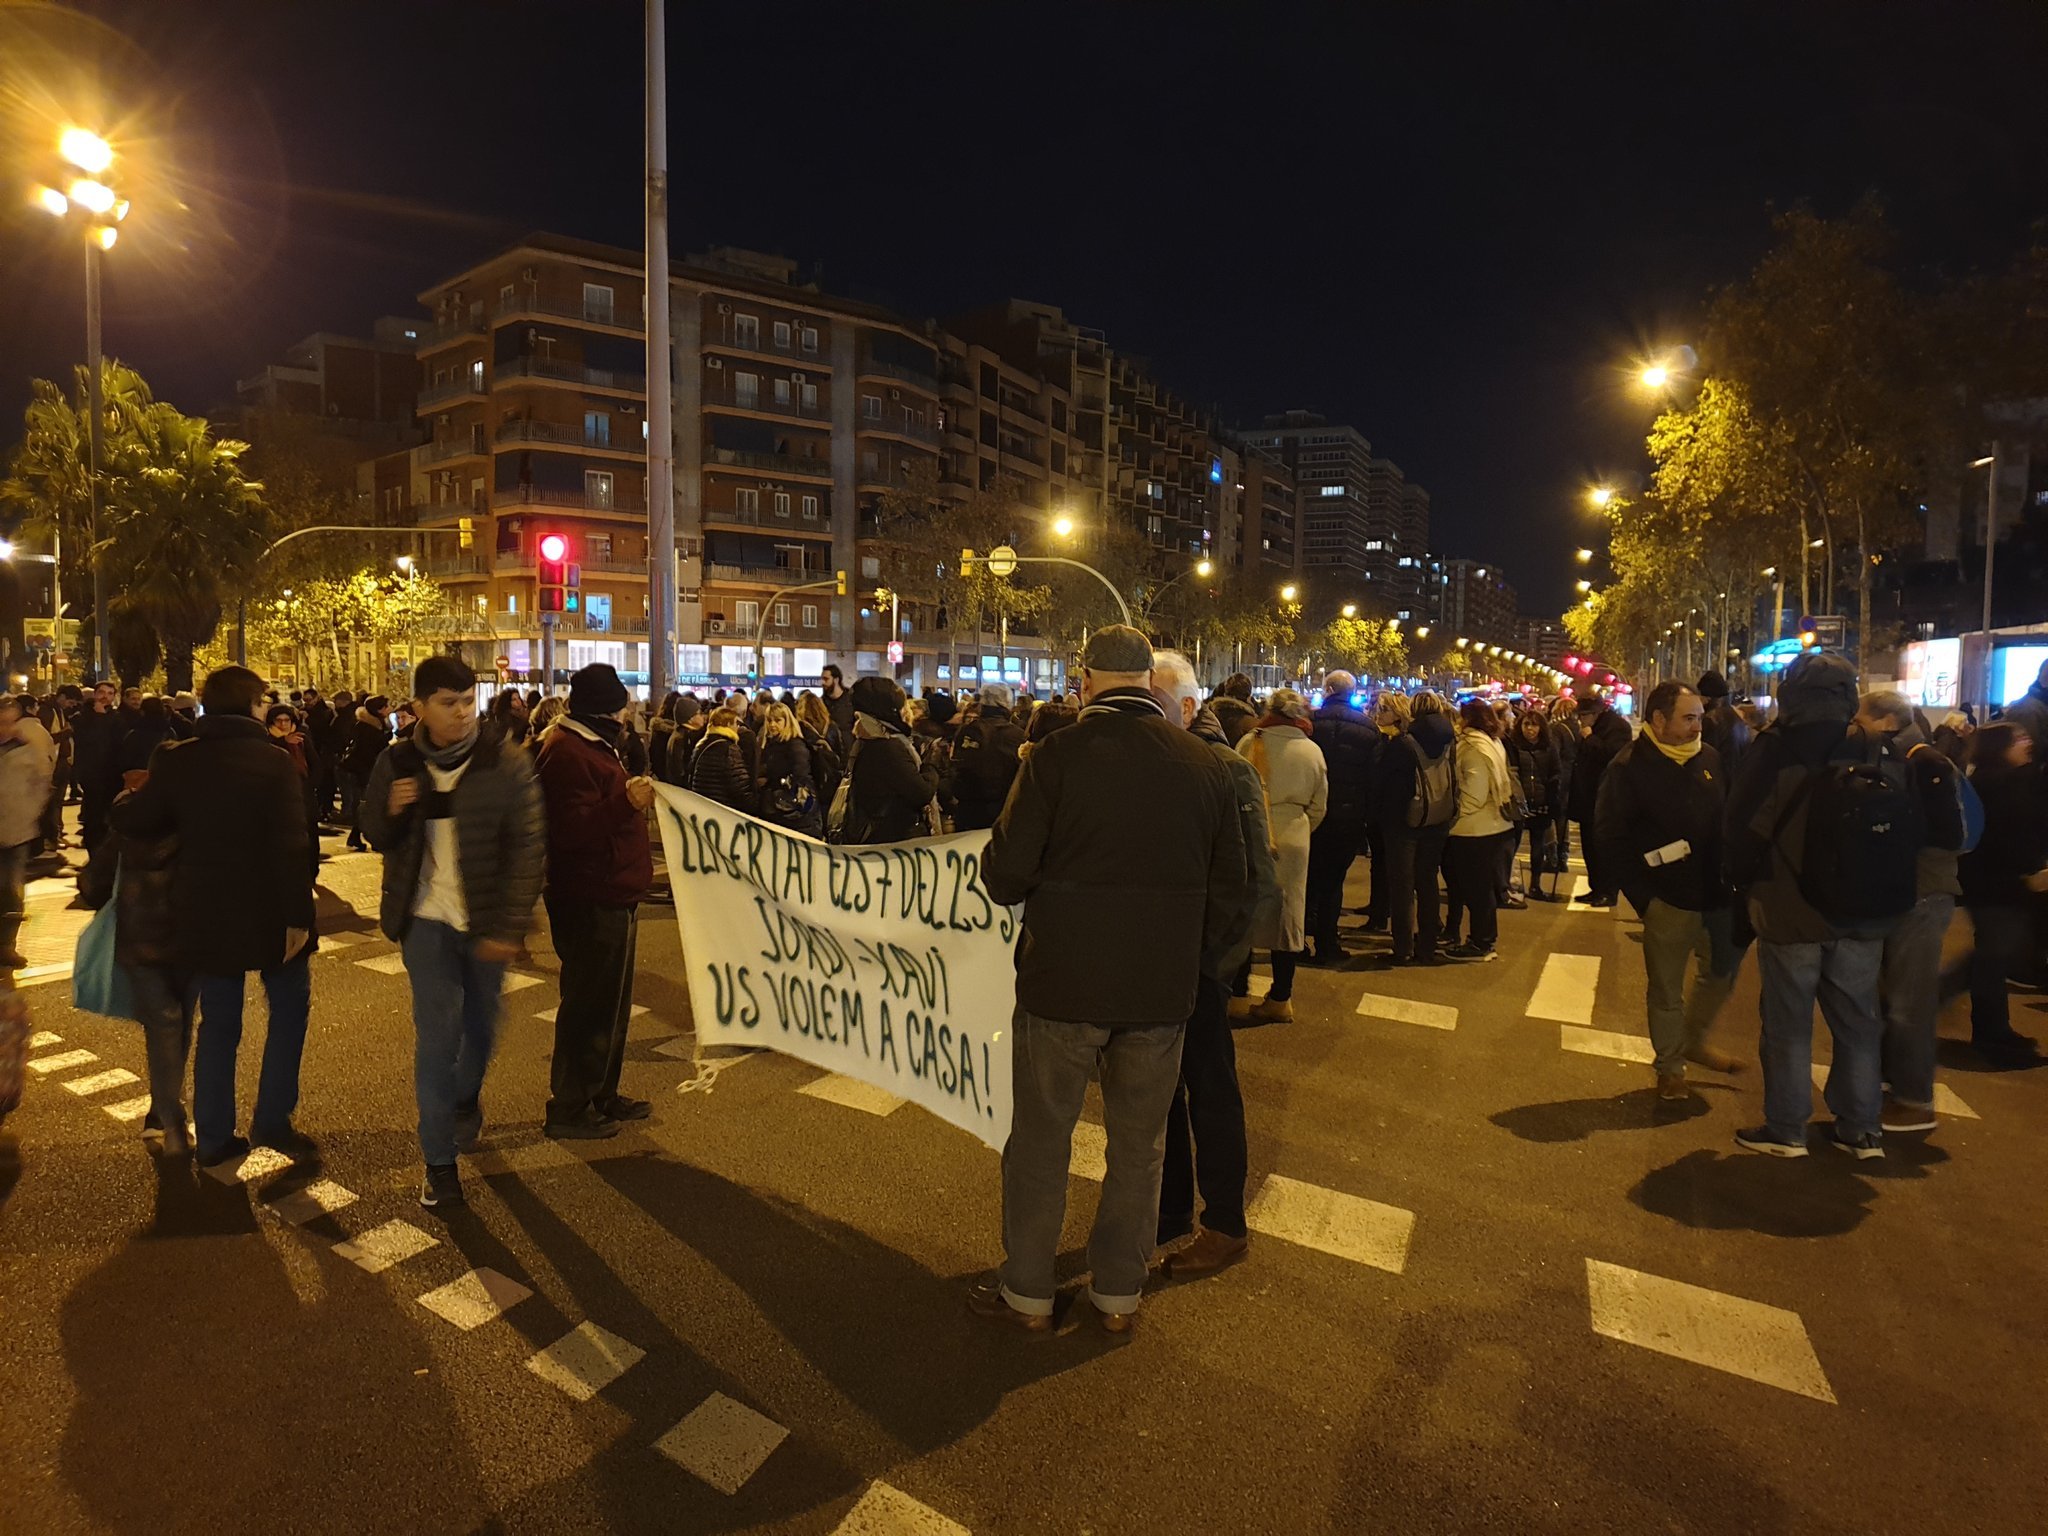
[716,302,731,315]
[708,617,727,634]
[791,372,805,384]
[889,388,901,401]
[707,357,723,371]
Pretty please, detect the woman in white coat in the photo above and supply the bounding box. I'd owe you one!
[1444,697,1515,962]
[1229,688,1328,1024]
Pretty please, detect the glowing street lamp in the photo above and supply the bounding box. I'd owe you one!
[60,127,113,175]
[1052,514,1074,539]
[1280,584,1298,604]
[1341,602,1357,619]
[1195,558,1213,577]
[1576,548,1594,563]
[395,554,415,573]
[1588,487,1615,509]
[1576,579,1592,593]
[1640,365,1670,389]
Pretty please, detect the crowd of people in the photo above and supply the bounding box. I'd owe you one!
[6,633,2042,1334]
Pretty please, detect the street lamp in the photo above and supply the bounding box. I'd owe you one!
[1416,625,1430,640]
[1640,365,1670,389]
[1576,579,1592,593]
[395,554,415,573]
[1588,487,1615,509]
[1052,514,1075,539]
[1195,558,1213,578]
[1576,548,1594,563]
[1341,602,1357,619]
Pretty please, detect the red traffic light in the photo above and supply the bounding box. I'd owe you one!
[538,533,568,563]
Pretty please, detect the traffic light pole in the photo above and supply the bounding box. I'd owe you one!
[540,610,558,692]
[643,0,677,703]
[751,575,844,683]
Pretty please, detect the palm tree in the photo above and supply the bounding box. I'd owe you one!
[103,402,270,693]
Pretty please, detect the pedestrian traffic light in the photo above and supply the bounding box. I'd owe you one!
[835,569,848,596]
[538,532,569,614]
[457,516,475,551]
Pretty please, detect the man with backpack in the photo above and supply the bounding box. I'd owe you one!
[1569,687,1633,906]
[949,683,1027,831]
[1721,653,1938,1159]
[1372,690,1458,967]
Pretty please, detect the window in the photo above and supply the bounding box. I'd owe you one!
[735,487,759,515]
[1365,540,1384,550]
[498,283,516,308]
[861,555,880,578]
[588,533,612,563]
[734,371,759,409]
[585,471,614,509]
[773,543,807,571]
[506,593,519,614]
[800,382,818,411]
[801,604,818,628]
[733,313,759,349]
[863,394,882,420]
[773,603,790,627]
[861,450,880,476]
[469,359,485,390]
[773,320,791,350]
[1320,484,1345,496]
[800,494,819,520]
[584,410,609,446]
[773,378,792,407]
[681,644,710,674]
[773,491,791,518]
[582,283,615,324]
[799,325,818,354]
[735,600,759,630]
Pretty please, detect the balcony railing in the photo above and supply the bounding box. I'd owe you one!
[417,377,486,411]
[414,311,486,349]
[496,419,640,452]
[705,445,833,479]
[702,384,828,423]
[423,555,488,578]
[706,327,826,363]
[858,413,941,446]
[497,483,647,515]
[701,501,831,530]
[495,356,647,392]
[706,562,830,588]
[420,435,485,464]
[855,358,940,391]
[496,298,643,332]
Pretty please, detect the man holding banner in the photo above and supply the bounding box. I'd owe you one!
[975,626,1250,1336]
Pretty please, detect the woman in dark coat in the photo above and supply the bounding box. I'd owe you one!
[686,705,756,814]
[755,702,823,836]
[1509,707,1563,900]
[1958,723,2046,1062]
[840,676,939,843]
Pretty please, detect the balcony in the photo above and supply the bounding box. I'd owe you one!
[705,445,833,480]
[420,435,485,465]
[855,358,940,392]
[706,562,831,588]
[702,382,829,423]
[417,376,486,412]
[705,328,828,365]
[496,419,642,453]
[700,502,831,531]
[423,554,489,579]
[495,298,643,333]
[414,311,486,350]
[859,413,941,446]
[495,356,647,393]
[497,483,648,515]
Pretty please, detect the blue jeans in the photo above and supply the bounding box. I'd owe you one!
[1880,893,1955,1106]
[193,958,313,1157]
[1000,1010,1186,1316]
[401,918,507,1166]
[1967,903,2032,1045]
[1756,937,1884,1142]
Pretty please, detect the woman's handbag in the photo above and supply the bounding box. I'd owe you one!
[71,893,135,1022]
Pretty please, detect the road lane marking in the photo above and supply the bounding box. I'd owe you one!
[1244,1173,1414,1274]
[265,1179,359,1225]
[1354,992,1458,1031]
[203,1146,297,1185]
[654,1392,789,1494]
[654,1036,695,1059]
[1069,1120,1108,1182]
[417,1267,533,1330]
[831,1482,971,1535]
[1586,1258,1836,1402]
[355,952,409,976]
[1559,1025,1654,1064]
[534,1003,646,1023]
[798,1073,905,1117]
[28,1049,97,1074]
[27,1030,61,1048]
[333,1219,439,1273]
[61,1067,140,1096]
[102,1094,153,1122]
[1527,954,1601,1024]
[526,1321,646,1401]
[500,972,543,994]
[316,931,369,950]
[1808,1064,1976,1120]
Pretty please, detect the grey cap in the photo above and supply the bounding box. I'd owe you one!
[1082,624,1153,673]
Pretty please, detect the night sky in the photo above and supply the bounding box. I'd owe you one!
[6,0,2047,613]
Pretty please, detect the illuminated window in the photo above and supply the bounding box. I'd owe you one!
[733,314,759,348]
[1320,484,1345,497]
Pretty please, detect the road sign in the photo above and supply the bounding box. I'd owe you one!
[495,654,511,671]
[986,544,1018,578]
[1810,615,1846,650]
[887,640,904,665]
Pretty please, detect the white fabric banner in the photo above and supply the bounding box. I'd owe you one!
[653,785,1018,1150]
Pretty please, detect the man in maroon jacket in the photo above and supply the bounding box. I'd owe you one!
[536,663,656,1137]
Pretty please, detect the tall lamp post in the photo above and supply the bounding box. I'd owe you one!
[1974,450,1998,708]
[33,128,129,683]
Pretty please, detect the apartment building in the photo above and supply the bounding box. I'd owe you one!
[1441,557,1519,646]
[1235,441,1301,575]
[237,318,421,425]
[1516,615,1568,668]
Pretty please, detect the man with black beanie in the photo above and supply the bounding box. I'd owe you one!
[536,663,656,1137]
[1697,670,1752,778]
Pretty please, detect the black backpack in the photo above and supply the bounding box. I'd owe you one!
[1405,735,1457,829]
[1773,744,1921,925]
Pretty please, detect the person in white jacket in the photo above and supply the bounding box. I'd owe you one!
[0,694,56,969]
[1229,688,1329,1023]
[1444,698,1515,962]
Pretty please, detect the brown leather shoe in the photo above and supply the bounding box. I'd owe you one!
[1656,1071,1690,1101]
[1248,998,1293,1025]
[1092,1304,1137,1336]
[1685,1045,1744,1074]
[1165,1229,1248,1277]
[966,1278,1055,1334]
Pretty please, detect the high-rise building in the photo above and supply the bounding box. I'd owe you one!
[1516,615,1568,667]
[1239,412,1431,608]
[1441,558,1518,646]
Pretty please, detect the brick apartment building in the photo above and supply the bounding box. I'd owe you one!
[1441,557,1518,647]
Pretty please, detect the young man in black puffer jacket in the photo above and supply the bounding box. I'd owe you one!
[1305,670,1381,962]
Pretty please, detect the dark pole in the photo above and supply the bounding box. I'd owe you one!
[85,238,107,682]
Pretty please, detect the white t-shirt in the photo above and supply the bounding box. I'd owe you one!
[413,758,472,932]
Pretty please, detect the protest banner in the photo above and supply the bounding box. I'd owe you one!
[653,784,1018,1150]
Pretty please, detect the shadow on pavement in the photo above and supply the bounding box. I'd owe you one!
[1624,1145,1959,1237]
[0,1131,19,1212]
[1934,1038,2046,1075]
[1491,1087,1712,1143]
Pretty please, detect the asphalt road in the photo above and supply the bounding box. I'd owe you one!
[2,832,2045,1536]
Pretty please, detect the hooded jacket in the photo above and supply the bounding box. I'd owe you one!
[1309,700,1382,828]
[535,718,653,907]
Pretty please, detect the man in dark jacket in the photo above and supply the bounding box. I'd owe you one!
[1568,688,1633,906]
[109,665,317,1167]
[71,680,121,854]
[842,676,939,843]
[302,686,336,818]
[950,683,1028,831]
[1595,681,1744,1100]
[1151,650,1275,1277]
[342,695,392,850]
[821,663,855,752]
[362,656,546,1208]
[118,696,177,779]
[1305,670,1380,962]
[1697,671,1752,780]
[976,626,1247,1335]
[1209,672,1258,747]
[536,663,656,1138]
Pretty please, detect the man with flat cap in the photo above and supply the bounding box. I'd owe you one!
[974,625,1250,1335]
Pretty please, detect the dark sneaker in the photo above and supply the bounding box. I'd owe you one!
[196,1134,252,1169]
[1734,1125,1809,1158]
[419,1164,465,1209]
[1826,1123,1884,1161]
[1582,894,1618,909]
[1880,1096,1937,1134]
[251,1126,321,1165]
[544,1110,621,1141]
[597,1094,652,1122]
[1444,942,1498,963]
[453,1100,484,1152]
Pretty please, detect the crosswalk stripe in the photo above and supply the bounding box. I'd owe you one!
[265,1179,359,1225]
[1244,1173,1415,1274]
[333,1219,439,1273]
[203,1146,297,1185]
[1806,1064,1977,1120]
[1586,1258,1836,1402]
[534,1003,647,1023]
[526,1320,646,1401]
[654,1036,694,1060]
[653,1391,788,1494]
[1527,954,1600,1024]
[354,952,408,976]
[316,931,369,951]
[61,1067,141,1096]
[27,1030,61,1048]
[830,1482,971,1535]
[501,972,543,994]
[101,1094,153,1121]
[798,1073,905,1117]
[1354,992,1458,1030]
[1559,1024,1654,1064]
[28,1049,97,1074]
[1069,1120,1108,1182]
[417,1267,533,1330]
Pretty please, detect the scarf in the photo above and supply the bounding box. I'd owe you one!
[573,712,625,747]
[418,722,480,771]
[1645,731,1702,765]
[703,724,740,745]
[1077,687,1166,724]
[1255,711,1312,735]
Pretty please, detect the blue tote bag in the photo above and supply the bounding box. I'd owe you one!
[71,896,135,1022]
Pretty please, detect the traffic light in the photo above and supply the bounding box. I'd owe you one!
[538,532,568,614]
[959,546,976,577]
[835,569,848,596]
[457,516,475,551]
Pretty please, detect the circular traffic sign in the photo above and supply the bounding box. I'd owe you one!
[986,544,1018,578]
